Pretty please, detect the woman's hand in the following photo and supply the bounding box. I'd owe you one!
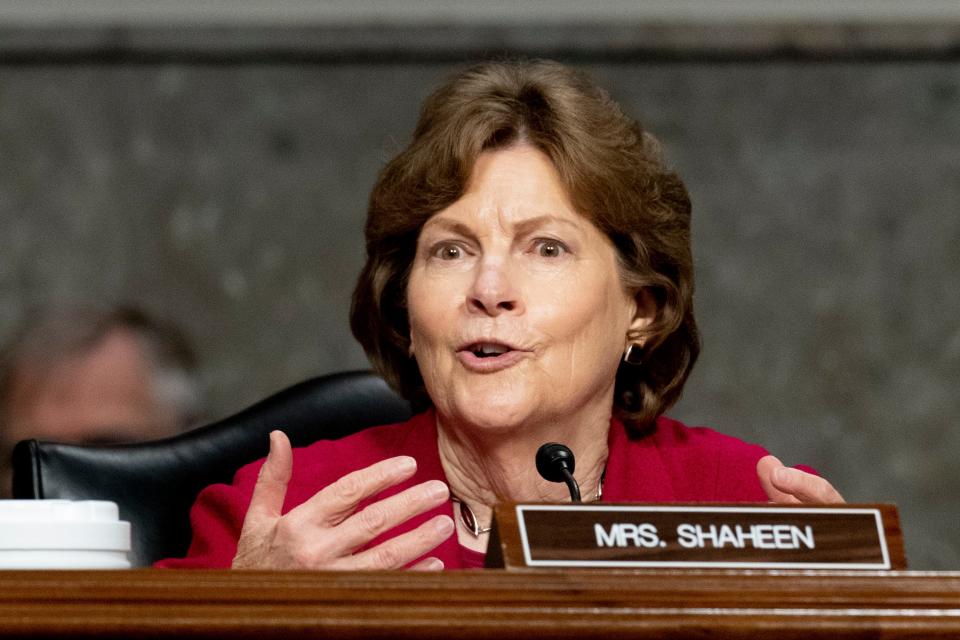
[756,455,845,504]
[232,431,455,570]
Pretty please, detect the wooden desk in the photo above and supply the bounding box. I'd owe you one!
[0,569,958,638]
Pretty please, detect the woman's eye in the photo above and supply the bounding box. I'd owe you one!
[434,243,463,260]
[535,239,567,258]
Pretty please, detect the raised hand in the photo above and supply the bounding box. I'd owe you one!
[232,430,454,570]
[756,455,845,504]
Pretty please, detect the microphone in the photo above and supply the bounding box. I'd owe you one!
[535,442,581,502]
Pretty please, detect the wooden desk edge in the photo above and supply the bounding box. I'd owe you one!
[0,569,957,639]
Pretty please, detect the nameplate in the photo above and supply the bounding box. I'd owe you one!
[486,503,904,570]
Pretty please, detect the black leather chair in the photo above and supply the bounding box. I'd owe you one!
[11,370,412,567]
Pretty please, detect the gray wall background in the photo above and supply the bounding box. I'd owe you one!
[1,10,957,569]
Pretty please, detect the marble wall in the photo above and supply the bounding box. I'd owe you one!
[1,30,957,567]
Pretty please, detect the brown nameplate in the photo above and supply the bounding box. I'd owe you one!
[486,503,904,570]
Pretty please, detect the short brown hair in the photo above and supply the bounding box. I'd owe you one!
[351,60,699,431]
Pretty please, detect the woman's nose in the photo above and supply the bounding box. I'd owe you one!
[467,258,524,316]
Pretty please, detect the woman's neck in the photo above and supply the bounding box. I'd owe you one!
[436,405,610,552]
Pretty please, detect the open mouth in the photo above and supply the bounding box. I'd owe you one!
[468,342,512,358]
[456,340,527,372]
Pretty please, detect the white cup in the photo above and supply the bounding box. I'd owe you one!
[0,500,131,569]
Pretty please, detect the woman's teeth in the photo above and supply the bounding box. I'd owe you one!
[472,343,510,357]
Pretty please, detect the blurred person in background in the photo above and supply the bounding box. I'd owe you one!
[0,303,203,497]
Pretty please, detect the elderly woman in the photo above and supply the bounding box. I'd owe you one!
[160,60,842,570]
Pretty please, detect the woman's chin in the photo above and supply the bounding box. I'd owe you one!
[441,388,543,434]
[423,363,562,433]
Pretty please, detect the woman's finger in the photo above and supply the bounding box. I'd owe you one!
[340,514,455,570]
[772,465,844,504]
[757,455,845,504]
[296,455,419,525]
[409,557,445,571]
[757,455,800,504]
[244,431,294,524]
[233,431,295,568]
[331,479,450,553]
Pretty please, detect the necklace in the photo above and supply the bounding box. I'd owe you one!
[450,495,492,536]
[450,472,605,538]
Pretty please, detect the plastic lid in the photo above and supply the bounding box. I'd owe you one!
[0,500,130,551]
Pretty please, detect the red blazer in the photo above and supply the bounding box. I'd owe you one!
[158,410,778,569]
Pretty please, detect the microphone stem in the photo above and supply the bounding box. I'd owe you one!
[560,468,581,503]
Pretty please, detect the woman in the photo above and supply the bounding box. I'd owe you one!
[159,60,842,571]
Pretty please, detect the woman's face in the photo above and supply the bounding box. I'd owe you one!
[407,146,647,433]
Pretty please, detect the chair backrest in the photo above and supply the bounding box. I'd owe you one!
[10,370,412,567]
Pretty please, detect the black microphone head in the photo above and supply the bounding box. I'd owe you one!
[536,442,576,483]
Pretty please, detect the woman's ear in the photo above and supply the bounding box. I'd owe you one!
[626,287,658,342]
